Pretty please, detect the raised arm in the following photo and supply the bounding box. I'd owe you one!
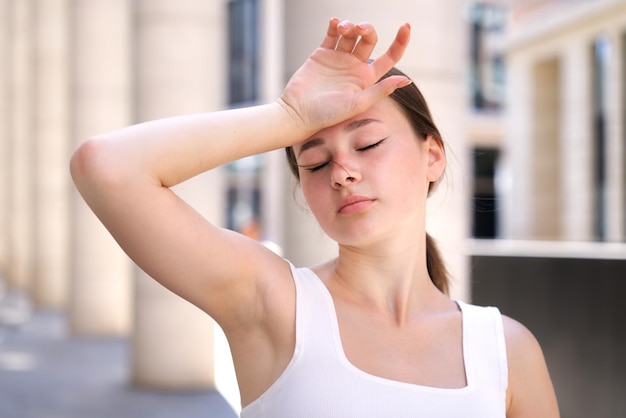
[70,18,411,327]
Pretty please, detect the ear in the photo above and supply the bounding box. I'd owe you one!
[425,135,446,182]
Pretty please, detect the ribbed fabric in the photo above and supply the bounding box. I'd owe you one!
[241,262,508,418]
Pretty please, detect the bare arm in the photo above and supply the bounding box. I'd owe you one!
[70,18,411,328]
[70,103,302,325]
[504,316,560,417]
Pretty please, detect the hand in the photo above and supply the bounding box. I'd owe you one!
[279,18,411,137]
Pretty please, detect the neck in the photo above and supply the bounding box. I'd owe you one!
[321,238,447,326]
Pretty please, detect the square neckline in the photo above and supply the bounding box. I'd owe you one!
[303,267,475,393]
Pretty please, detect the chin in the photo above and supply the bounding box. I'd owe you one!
[326,223,387,248]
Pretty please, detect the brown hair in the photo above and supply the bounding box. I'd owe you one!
[285,67,450,295]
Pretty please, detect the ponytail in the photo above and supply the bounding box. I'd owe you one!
[426,233,449,295]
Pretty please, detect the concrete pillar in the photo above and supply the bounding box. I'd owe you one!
[131,0,226,389]
[7,0,35,292]
[532,58,561,239]
[282,0,470,299]
[69,0,133,336]
[0,0,9,280]
[560,41,594,240]
[258,0,286,251]
[32,0,70,309]
[502,52,533,240]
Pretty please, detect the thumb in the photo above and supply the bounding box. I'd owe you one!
[360,76,412,108]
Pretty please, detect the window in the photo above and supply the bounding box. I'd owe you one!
[469,3,507,111]
[592,35,610,240]
[472,147,500,238]
[228,0,259,105]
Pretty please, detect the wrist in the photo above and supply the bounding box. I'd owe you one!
[274,98,317,143]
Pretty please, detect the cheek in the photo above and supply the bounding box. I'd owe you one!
[386,149,431,198]
[300,177,329,215]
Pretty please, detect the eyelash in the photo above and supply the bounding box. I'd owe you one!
[303,138,387,172]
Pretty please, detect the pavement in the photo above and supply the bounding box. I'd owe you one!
[0,292,239,418]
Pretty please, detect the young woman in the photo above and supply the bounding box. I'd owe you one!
[71,18,559,417]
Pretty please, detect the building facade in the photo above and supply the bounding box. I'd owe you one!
[468,0,626,242]
[468,2,626,417]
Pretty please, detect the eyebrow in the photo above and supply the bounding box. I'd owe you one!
[345,118,381,132]
[297,118,382,157]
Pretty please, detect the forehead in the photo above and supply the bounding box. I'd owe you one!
[294,98,404,153]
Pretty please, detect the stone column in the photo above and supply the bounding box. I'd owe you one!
[32,0,70,309]
[131,0,226,389]
[6,0,35,292]
[69,0,133,336]
[501,52,533,240]
[532,58,561,239]
[282,0,470,299]
[560,42,594,240]
[0,0,9,280]
[258,0,286,252]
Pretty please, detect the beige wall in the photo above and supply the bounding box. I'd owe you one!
[0,0,9,280]
[502,0,626,242]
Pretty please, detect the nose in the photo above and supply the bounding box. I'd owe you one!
[331,160,359,188]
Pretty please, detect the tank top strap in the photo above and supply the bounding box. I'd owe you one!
[457,300,508,397]
[288,263,339,356]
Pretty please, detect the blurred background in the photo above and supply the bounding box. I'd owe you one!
[0,0,624,417]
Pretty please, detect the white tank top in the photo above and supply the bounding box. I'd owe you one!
[241,263,508,418]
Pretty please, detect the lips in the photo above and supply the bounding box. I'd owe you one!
[338,195,375,215]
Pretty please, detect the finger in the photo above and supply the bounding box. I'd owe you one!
[319,17,341,49]
[370,23,411,78]
[335,21,359,53]
[360,76,413,108]
[351,22,378,62]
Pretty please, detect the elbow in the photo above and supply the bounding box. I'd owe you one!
[69,138,91,186]
[70,137,123,194]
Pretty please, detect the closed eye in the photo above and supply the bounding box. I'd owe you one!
[298,138,387,173]
[358,138,387,152]
[299,161,331,172]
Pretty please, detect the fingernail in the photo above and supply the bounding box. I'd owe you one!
[399,78,413,88]
[357,22,369,31]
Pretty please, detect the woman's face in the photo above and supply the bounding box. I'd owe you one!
[293,98,445,247]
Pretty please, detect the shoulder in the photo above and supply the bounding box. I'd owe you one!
[501,315,560,417]
[501,315,540,357]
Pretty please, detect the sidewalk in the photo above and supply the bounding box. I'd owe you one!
[0,299,238,418]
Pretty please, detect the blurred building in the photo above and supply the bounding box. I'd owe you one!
[1,0,624,416]
[469,2,626,417]
[468,0,625,241]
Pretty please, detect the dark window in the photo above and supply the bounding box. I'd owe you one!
[228,0,259,105]
[469,3,507,112]
[472,147,500,238]
[592,35,610,240]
